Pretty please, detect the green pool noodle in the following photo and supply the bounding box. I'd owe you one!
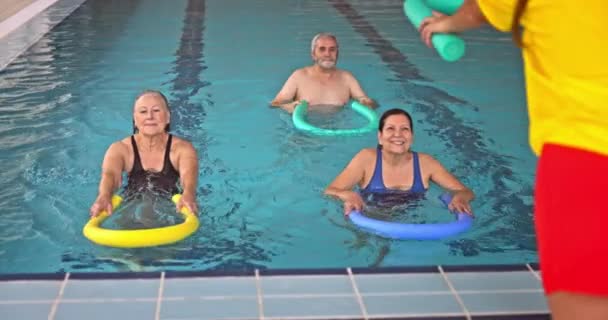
[403,0,466,62]
[292,100,379,136]
[425,0,464,15]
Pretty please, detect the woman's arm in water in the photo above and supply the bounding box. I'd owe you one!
[422,153,475,215]
[89,141,127,217]
[325,149,371,215]
[175,139,199,215]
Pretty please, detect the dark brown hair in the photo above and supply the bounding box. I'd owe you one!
[378,108,413,133]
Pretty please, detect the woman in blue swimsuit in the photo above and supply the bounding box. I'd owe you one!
[325,108,474,215]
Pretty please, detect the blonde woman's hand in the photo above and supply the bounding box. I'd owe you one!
[89,194,113,217]
[176,193,199,216]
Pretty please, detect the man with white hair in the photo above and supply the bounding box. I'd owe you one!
[271,32,376,113]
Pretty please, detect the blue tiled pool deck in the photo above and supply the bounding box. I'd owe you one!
[0,264,549,320]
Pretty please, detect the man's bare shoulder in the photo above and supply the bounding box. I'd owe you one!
[336,68,356,80]
[292,66,312,76]
[296,66,315,77]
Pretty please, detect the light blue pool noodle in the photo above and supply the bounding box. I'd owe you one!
[403,0,466,62]
[348,193,473,240]
[292,100,379,136]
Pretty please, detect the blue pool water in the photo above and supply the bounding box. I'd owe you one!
[0,0,537,273]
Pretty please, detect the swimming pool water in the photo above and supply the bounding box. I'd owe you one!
[0,0,537,273]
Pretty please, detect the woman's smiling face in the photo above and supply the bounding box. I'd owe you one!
[133,93,170,136]
[378,114,413,154]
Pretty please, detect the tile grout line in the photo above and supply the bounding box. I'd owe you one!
[347,267,369,320]
[438,266,471,320]
[154,271,165,320]
[47,272,70,320]
[526,263,542,282]
[0,287,545,305]
[255,269,265,320]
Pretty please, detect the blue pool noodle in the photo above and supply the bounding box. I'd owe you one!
[403,0,466,62]
[348,193,473,240]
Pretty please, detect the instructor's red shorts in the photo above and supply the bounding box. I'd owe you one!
[535,143,608,296]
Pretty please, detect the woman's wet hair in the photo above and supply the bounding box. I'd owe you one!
[378,108,413,133]
[132,90,171,134]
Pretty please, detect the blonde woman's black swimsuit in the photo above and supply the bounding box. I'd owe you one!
[124,134,180,197]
